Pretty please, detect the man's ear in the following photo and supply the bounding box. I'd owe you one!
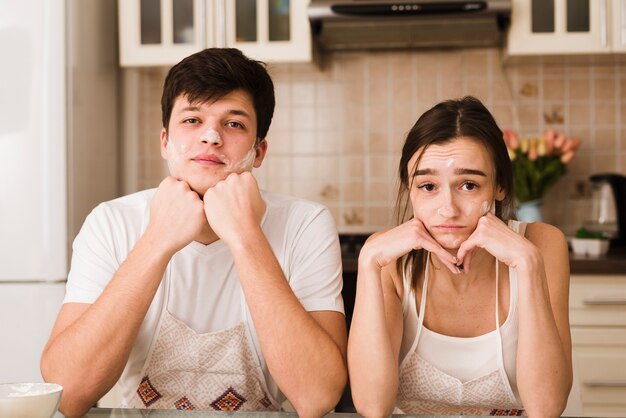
[253,138,268,168]
[160,129,169,160]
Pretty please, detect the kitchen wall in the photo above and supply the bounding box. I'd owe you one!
[67,0,120,240]
[124,49,626,236]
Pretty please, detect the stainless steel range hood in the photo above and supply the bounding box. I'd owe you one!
[308,0,512,51]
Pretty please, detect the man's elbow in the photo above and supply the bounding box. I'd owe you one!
[41,363,96,418]
[57,396,95,418]
[290,380,346,418]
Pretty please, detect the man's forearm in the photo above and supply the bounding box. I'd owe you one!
[41,235,174,417]
[229,230,347,418]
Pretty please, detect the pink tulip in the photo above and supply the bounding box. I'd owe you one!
[561,150,575,164]
[543,129,556,154]
[554,132,566,149]
[528,141,538,161]
[503,129,520,150]
[561,138,574,153]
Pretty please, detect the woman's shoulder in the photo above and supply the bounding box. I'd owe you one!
[523,222,570,278]
[523,221,567,249]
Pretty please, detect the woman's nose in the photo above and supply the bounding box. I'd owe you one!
[437,191,459,218]
[200,129,222,146]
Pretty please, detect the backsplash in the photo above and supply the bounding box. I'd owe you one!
[128,48,626,235]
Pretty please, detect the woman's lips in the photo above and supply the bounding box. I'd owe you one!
[433,224,466,231]
[192,153,224,166]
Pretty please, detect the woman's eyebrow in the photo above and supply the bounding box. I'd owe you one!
[454,168,487,176]
[414,168,435,176]
[413,168,487,177]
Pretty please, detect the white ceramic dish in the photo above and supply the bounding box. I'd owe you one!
[0,383,63,418]
[570,238,610,256]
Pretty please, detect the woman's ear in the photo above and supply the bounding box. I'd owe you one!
[495,186,506,201]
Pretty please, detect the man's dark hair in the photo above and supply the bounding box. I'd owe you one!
[161,48,275,139]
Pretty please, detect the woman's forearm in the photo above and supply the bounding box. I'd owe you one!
[348,262,401,418]
[515,258,572,417]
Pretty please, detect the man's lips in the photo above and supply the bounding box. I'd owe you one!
[192,153,224,165]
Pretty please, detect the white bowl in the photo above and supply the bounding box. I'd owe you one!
[571,238,610,256]
[0,383,63,418]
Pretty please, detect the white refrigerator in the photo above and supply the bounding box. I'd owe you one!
[0,0,68,383]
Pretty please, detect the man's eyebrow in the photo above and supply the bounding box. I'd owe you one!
[227,109,252,119]
[413,168,487,176]
[180,105,201,112]
[179,106,252,119]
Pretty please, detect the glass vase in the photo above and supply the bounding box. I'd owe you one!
[516,199,544,223]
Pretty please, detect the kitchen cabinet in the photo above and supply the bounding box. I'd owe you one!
[570,274,626,417]
[507,0,626,55]
[118,0,311,66]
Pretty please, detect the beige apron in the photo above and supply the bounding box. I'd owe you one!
[128,257,280,411]
[397,253,525,416]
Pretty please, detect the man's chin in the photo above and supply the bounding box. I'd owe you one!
[188,182,217,198]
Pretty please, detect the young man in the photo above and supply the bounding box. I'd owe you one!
[41,48,347,418]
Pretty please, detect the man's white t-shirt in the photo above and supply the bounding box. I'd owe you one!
[64,189,345,405]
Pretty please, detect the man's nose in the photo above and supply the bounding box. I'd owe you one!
[200,128,222,145]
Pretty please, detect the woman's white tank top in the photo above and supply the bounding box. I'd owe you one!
[396,221,526,415]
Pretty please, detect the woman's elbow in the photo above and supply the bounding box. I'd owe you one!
[525,394,569,418]
[353,398,395,418]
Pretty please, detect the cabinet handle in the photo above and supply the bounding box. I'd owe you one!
[582,298,626,306]
[215,0,226,47]
[584,380,626,388]
[600,0,608,47]
[622,0,626,45]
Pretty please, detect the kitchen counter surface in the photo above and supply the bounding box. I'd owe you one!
[569,251,626,275]
[54,409,598,417]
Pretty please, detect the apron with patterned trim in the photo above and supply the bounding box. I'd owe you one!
[397,253,525,416]
[128,257,280,412]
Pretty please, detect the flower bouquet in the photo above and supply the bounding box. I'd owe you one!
[503,129,581,205]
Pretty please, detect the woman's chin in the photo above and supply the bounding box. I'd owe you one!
[436,237,466,251]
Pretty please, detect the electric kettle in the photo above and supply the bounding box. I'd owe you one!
[588,173,626,250]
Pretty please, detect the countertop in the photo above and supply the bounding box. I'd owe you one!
[54,409,599,417]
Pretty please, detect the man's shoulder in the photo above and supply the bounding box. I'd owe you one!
[98,189,155,209]
[262,190,327,215]
[89,188,156,223]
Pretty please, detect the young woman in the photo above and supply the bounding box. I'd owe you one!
[348,97,572,417]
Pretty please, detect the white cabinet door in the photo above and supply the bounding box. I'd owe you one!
[225,0,311,62]
[119,0,311,66]
[0,283,65,383]
[507,0,612,55]
[0,0,67,280]
[119,0,208,66]
[570,275,626,417]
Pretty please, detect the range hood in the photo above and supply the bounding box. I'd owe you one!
[308,0,512,51]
